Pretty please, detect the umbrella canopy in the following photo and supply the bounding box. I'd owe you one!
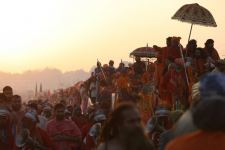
[130,46,158,58]
[172,3,217,41]
[172,3,217,27]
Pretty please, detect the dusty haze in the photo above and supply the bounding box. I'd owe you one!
[0,68,90,101]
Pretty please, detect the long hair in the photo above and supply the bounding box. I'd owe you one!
[100,103,136,142]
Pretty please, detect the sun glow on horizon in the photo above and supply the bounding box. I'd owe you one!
[0,0,224,73]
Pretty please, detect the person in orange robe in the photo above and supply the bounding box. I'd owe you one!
[154,37,172,89]
[204,39,220,63]
[115,69,131,106]
[166,73,225,150]
[160,61,187,109]
[166,130,225,150]
[139,63,156,123]
[185,40,208,78]
[167,37,183,61]
[159,65,174,108]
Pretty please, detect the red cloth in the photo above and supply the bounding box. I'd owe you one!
[13,127,53,150]
[204,48,220,62]
[167,47,183,61]
[47,119,82,150]
[72,116,88,130]
[166,130,225,150]
[34,127,53,150]
[0,126,15,150]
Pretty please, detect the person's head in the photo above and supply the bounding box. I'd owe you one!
[93,109,106,124]
[43,106,52,119]
[0,108,10,128]
[101,103,142,140]
[192,73,225,131]
[22,110,38,130]
[109,60,114,67]
[121,104,141,130]
[54,103,65,121]
[187,39,197,50]
[215,59,225,73]
[72,105,82,117]
[97,61,101,67]
[171,36,181,47]
[119,62,125,68]
[166,37,172,47]
[199,73,225,99]
[28,102,38,112]
[3,86,13,100]
[135,56,141,62]
[12,95,22,111]
[205,39,214,49]
[192,96,225,131]
[146,106,170,133]
[101,103,154,150]
[60,100,66,106]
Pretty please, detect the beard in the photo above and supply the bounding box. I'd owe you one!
[119,126,154,150]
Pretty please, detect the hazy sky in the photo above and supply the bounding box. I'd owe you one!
[0,0,224,73]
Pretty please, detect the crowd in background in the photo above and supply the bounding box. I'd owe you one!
[0,37,225,150]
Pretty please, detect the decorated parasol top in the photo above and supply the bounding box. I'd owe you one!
[130,45,158,58]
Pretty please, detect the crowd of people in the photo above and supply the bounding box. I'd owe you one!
[0,36,225,150]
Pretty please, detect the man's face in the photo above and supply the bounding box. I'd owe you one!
[166,39,171,47]
[109,62,114,66]
[43,110,52,118]
[190,43,197,50]
[55,107,65,120]
[207,43,214,49]
[12,97,22,111]
[135,57,141,62]
[122,108,142,130]
[4,90,13,99]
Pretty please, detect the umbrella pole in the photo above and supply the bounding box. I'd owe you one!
[188,24,193,42]
[179,45,189,86]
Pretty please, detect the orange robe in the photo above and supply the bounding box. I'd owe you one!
[155,46,169,89]
[116,75,129,90]
[159,70,173,107]
[159,67,187,108]
[166,130,225,150]
[205,48,220,62]
[167,46,183,61]
[139,93,154,124]
[115,74,130,106]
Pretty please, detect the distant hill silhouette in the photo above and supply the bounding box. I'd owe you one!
[0,68,90,100]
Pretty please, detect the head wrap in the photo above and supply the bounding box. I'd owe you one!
[94,110,106,122]
[24,109,38,122]
[171,36,181,43]
[200,73,225,99]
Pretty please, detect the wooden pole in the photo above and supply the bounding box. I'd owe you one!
[188,24,193,42]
